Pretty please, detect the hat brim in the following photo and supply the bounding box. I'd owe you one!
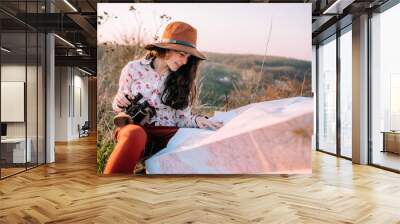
[144,43,206,60]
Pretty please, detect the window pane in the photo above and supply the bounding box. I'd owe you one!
[340,29,352,158]
[371,3,400,171]
[318,37,337,154]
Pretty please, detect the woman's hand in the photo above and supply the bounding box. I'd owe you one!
[195,116,223,130]
[115,91,133,109]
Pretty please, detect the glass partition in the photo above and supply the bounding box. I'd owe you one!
[38,32,45,165]
[0,1,46,179]
[27,31,38,169]
[1,31,28,177]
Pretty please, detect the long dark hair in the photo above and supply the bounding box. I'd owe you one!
[145,48,200,110]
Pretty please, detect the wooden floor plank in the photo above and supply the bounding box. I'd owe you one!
[0,135,400,223]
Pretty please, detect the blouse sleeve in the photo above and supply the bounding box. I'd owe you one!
[112,62,140,113]
[175,105,199,128]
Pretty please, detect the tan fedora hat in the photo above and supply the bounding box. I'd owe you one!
[144,21,206,60]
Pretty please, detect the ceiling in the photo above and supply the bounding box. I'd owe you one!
[310,0,390,44]
[1,0,97,74]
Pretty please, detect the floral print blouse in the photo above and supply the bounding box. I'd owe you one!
[112,58,199,128]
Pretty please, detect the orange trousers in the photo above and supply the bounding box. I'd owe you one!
[103,124,178,174]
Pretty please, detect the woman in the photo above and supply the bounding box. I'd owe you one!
[103,21,223,174]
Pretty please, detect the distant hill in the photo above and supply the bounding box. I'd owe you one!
[197,52,311,107]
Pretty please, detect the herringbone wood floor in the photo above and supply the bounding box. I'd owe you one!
[1,135,400,224]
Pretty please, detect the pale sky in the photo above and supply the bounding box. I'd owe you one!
[98,3,311,61]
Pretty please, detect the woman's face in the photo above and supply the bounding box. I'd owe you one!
[164,50,191,72]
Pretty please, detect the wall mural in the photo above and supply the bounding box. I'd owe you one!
[97,3,313,175]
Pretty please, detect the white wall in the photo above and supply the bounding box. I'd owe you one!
[55,67,69,141]
[54,67,89,141]
[1,65,26,139]
[1,65,39,137]
[75,70,89,139]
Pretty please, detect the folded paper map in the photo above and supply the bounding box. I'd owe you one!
[145,97,313,174]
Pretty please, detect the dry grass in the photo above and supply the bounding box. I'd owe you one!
[96,38,147,173]
[226,70,311,110]
[97,43,311,173]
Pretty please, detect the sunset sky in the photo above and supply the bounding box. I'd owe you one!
[98,3,311,61]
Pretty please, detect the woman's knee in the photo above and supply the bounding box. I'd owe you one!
[118,124,147,143]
